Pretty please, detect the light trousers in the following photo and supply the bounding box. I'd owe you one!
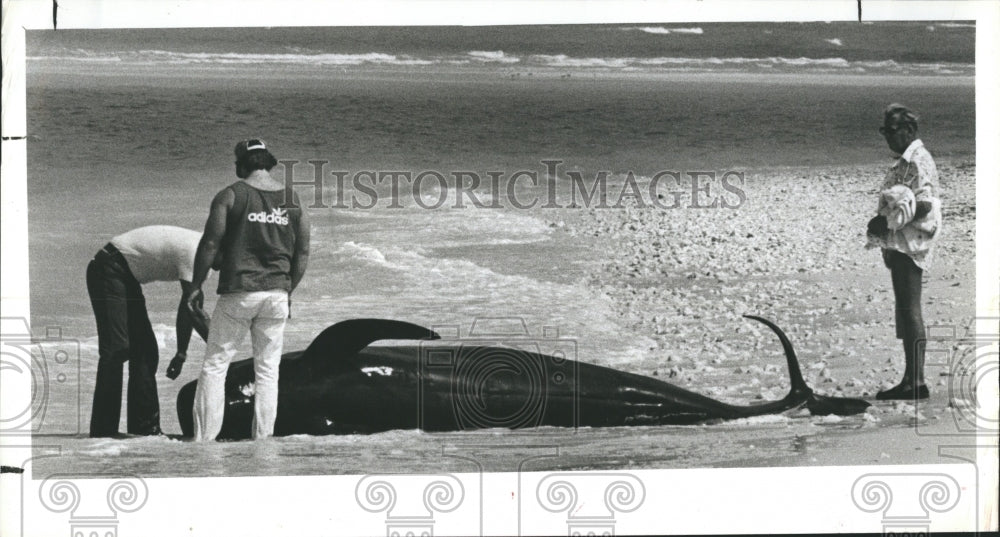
[193,290,288,441]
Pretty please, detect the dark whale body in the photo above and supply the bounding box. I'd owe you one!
[177,317,870,439]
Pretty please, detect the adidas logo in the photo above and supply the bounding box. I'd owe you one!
[248,208,289,225]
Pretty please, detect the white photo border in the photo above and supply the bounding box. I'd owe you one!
[2,1,997,535]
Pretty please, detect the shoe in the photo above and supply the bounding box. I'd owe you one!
[876,383,930,400]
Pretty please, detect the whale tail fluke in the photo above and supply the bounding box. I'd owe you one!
[742,314,811,400]
[742,314,870,417]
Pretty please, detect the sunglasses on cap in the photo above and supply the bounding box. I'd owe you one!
[878,125,906,136]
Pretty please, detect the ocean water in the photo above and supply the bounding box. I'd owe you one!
[28,22,975,69]
[21,23,976,475]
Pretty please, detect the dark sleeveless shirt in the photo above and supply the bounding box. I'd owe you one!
[217,181,302,294]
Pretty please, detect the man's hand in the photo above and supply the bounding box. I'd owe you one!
[166,352,186,380]
[185,287,204,312]
[914,200,933,220]
[867,214,889,237]
[190,307,210,340]
[184,287,211,338]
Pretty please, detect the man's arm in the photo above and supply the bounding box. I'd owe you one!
[289,204,311,294]
[910,155,937,220]
[178,280,209,343]
[186,189,234,312]
[167,280,209,380]
[176,282,195,357]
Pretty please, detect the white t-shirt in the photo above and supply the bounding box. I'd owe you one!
[110,226,200,284]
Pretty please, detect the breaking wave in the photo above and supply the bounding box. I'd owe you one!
[28,48,974,76]
[623,26,705,35]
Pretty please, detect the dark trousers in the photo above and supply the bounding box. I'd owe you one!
[884,249,927,385]
[86,246,160,436]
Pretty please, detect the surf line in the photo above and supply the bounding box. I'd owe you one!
[278,159,748,211]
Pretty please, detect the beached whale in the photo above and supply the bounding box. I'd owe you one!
[176,316,870,439]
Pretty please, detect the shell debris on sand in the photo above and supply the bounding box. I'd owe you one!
[577,161,976,420]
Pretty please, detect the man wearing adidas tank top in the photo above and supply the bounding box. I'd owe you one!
[186,139,311,441]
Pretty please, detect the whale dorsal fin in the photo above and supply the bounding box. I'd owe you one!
[303,319,441,366]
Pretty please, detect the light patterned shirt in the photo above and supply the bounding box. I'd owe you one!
[878,139,941,269]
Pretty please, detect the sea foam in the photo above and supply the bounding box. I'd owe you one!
[28,48,973,76]
[624,26,705,35]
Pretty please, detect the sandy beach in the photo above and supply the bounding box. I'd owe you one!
[549,158,980,463]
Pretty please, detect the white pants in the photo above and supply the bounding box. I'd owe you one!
[193,290,288,441]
